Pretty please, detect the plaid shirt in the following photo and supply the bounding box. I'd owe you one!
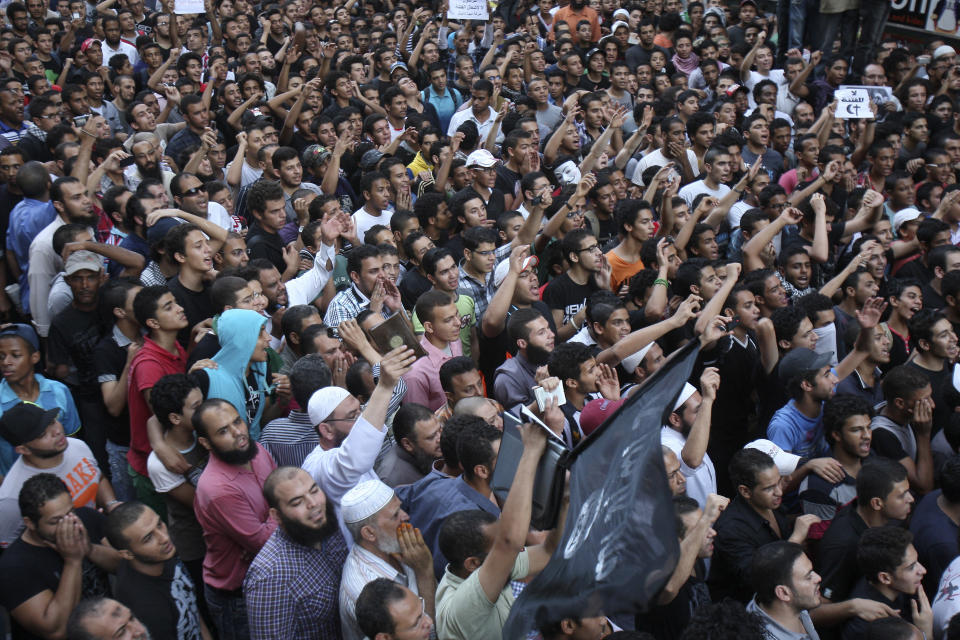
[244,527,349,640]
[322,284,391,330]
[457,264,493,320]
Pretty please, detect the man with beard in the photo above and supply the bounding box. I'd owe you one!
[193,398,278,640]
[124,102,186,156]
[244,466,348,640]
[100,16,138,68]
[0,474,119,639]
[28,174,99,338]
[68,597,153,640]
[124,138,175,207]
[339,479,436,640]
[302,346,416,538]
[104,502,210,640]
[494,307,556,409]
[0,402,116,546]
[0,86,29,145]
[376,403,442,487]
[661,370,720,509]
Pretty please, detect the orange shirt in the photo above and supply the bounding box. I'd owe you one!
[606,249,644,292]
[551,5,601,43]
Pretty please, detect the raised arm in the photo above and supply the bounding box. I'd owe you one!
[788,50,821,98]
[225,132,247,189]
[658,494,728,604]
[739,30,767,83]
[744,207,802,271]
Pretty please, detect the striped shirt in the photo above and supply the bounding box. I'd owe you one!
[260,411,318,468]
[339,545,418,640]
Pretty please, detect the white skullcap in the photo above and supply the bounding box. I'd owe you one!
[672,383,697,412]
[621,342,655,373]
[935,45,956,59]
[341,479,395,523]
[745,439,801,475]
[308,386,352,424]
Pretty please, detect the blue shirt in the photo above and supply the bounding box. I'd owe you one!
[767,399,831,459]
[6,198,55,315]
[403,475,500,579]
[910,489,959,597]
[0,374,82,476]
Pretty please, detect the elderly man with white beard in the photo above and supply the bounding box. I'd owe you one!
[338,479,437,640]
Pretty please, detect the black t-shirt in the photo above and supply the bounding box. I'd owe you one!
[0,507,109,640]
[399,269,432,311]
[187,331,220,370]
[636,562,711,640]
[167,275,214,347]
[464,186,507,222]
[116,558,203,640]
[816,503,869,602]
[478,301,557,387]
[895,257,932,283]
[246,224,286,274]
[842,579,914,640]
[47,305,103,400]
[92,330,133,446]
[907,360,959,434]
[542,272,598,327]
[494,165,521,200]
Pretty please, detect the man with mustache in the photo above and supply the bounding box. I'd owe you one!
[493,306,556,409]
[551,0,600,44]
[339,479,436,640]
[244,466,348,640]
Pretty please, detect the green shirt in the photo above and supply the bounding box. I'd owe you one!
[411,292,476,358]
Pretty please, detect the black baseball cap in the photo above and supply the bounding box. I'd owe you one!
[0,402,61,446]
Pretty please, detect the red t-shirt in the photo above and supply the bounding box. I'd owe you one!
[126,337,187,476]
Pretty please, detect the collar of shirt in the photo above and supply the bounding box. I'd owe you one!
[350,284,371,306]
[419,334,460,367]
[458,264,489,288]
[112,324,133,348]
[0,373,55,405]
[351,544,412,586]
[205,442,268,481]
[726,494,784,534]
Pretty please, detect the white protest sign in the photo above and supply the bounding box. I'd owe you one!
[174,0,204,14]
[448,0,489,20]
[835,88,872,119]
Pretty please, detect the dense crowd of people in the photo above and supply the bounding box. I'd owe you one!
[0,0,957,638]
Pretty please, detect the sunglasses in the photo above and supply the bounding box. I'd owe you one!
[181,187,203,197]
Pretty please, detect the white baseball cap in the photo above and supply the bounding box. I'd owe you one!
[493,255,539,287]
[465,149,497,169]
[745,439,801,475]
[892,207,922,234]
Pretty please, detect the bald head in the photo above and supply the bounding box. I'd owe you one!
[263,466,309,509]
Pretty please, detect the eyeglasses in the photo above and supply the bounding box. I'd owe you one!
[578,244,601,254]
[180,187,203,197]
[471,249,495,256]
[327,402,366,423]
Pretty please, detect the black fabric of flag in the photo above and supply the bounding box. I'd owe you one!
[501,341,701,640]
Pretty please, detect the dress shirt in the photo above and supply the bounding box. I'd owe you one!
[323,284,390,331]
[493,351,538,409]
[244,527,348,640]
[446,105,503,145]
[708,495,792,603]
[375,444,426,488]
[26,214,66,335]
[457,265,493,320]
[301,415,387,544]
[260,410,318,468]
[339,544,418,640]
[402,336,463,411]
[287,242,336,308]
[194,443,278,590]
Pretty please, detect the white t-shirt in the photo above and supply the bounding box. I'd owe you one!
[678,180,731,208]
[934,555,960,639]
[728,200,754,229]
[660,426,716,509]
[0,438,101,548]
[102,39,140,67]
[353,206,393,240]
[745,69,787,109]
[206,201,233,231]
[226,159,263,188]
[630,147,699,186]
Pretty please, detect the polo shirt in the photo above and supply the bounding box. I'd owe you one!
[816,504,870,602]
[194,443,278,590]
[126,337,188,476]
[435,550,530,640]
[401,335,464,411]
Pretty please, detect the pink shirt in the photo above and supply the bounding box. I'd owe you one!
[194,443,278,590]
[401,336,463,411]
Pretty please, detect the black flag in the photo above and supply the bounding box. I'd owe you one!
[501,341,701,640]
